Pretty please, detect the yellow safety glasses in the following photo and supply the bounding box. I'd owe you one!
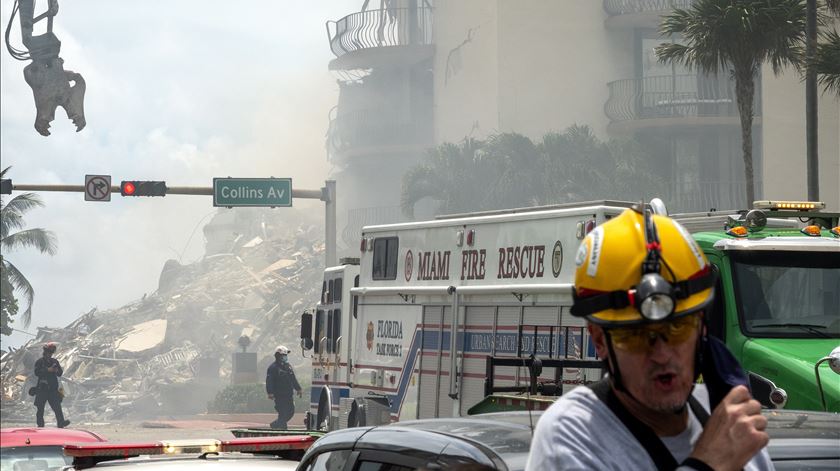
[608,314,700,353]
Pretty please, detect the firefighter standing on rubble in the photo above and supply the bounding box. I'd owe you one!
[266,345,302,429]
[32,342,70,428]
[526,208,773,470]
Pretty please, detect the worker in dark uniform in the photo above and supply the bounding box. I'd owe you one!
[266,345,302,429]
[33,342,70,428]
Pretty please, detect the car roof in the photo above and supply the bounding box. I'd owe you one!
[69,455,299,470]
[303,412,538,470]
[764,409,840,439]
[396,413,535,470]
[1,427,106,447]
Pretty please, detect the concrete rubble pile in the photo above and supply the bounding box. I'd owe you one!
[1,208,325,423]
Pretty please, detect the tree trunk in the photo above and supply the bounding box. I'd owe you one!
[734,66,756,206]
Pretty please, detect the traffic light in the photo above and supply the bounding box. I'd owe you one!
[120,180,167,197]
[0,179,12,195]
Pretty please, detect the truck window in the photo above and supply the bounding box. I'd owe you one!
[373,237,399,280]
[328,280,334,304]
[731,251,839,339]
[335,278,343,303]
[353,275,360,319]
[326,310,334,354]
[315,309,325,354]
[321,281,327,304]
[332,309,342,352]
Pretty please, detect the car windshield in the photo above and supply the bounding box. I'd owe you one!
[0,446,71,471]
[732,250,840,338]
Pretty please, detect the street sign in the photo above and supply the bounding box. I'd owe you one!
[85,175,111,202]
[213,178,292,207]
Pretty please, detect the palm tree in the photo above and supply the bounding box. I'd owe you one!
[401,138,486,218]
[656,0,807,205]
[0,167,57,329]
[401,127,666,217]
[815,0,840,93]
[539,125,665,204]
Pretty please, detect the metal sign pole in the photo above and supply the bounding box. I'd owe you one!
[2,180,338,268]
[322,180,337,268]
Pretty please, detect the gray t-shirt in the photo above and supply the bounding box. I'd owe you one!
[525,385,774,470]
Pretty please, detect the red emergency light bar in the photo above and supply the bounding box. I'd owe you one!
[65,435,317,469]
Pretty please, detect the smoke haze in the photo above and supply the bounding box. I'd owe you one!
[0,1,358,348]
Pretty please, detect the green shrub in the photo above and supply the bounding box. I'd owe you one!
[207,383,274,414]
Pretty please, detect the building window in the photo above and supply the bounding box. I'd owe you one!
[372,237,399,280]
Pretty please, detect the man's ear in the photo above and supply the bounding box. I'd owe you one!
[587,323,609,359]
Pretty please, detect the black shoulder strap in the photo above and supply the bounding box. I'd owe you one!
[588,380,679,471]
[688,394,709,427]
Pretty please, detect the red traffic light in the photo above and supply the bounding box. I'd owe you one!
[120,181,166,197]
[122,181,136,196]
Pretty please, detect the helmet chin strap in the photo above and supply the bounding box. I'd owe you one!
[604,330,701,415]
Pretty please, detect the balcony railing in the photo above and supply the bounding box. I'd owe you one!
[605,74,762,123]
[603,0,695,16]
[662,180,755,213]
[327,6,433,58]
[327,106,431,159]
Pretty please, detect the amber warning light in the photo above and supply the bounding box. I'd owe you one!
[753,200,825,211]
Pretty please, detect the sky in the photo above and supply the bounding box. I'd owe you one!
[1,0,360,348]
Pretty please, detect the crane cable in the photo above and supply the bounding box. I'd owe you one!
[5,0,31,61]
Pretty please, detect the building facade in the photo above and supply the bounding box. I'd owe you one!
[325,0,839,248]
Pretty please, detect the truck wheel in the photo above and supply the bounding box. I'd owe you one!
[316,387,333,431]
[348,400,366,428]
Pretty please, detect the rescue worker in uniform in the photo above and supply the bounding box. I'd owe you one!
[526,208,773,470]
[266,345,302,429]
[33,342,70,428]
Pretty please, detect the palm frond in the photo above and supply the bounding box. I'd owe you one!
[1,192,45,213]
[826,0,840,17]
[1,228,58,255]
[0,211,25,239]
[3,260,34,328]
[1,193,46,238]
[815,28,840,94]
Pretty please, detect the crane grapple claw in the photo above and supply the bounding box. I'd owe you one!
[23,57,86,136]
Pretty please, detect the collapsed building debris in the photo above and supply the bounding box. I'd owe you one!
[1,208,325,423]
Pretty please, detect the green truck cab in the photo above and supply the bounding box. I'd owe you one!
[680,201,839,412]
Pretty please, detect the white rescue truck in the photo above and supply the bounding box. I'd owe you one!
[298,201,637,431]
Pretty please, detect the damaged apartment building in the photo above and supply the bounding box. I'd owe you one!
[1,208,324,422]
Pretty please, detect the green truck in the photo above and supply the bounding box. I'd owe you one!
[672,200,839,412]
[471,200,839,415]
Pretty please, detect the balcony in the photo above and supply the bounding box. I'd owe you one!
[603,0,695,29]
[605,74,761,133]
[327,106,432,163]
[327,6,434,71]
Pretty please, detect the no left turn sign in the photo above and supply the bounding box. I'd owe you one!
[85,175,111,202]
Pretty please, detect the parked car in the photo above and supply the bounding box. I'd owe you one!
[296,409,840,471]
[1,427,106,471]
[763,409,840,470]
[59,435,316,471]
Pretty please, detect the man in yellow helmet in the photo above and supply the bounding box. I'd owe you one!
[526,208,773,470]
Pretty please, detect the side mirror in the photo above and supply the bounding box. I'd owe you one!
[748,372,787,409]
[815,346,840,411]
[300,311,314,351]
